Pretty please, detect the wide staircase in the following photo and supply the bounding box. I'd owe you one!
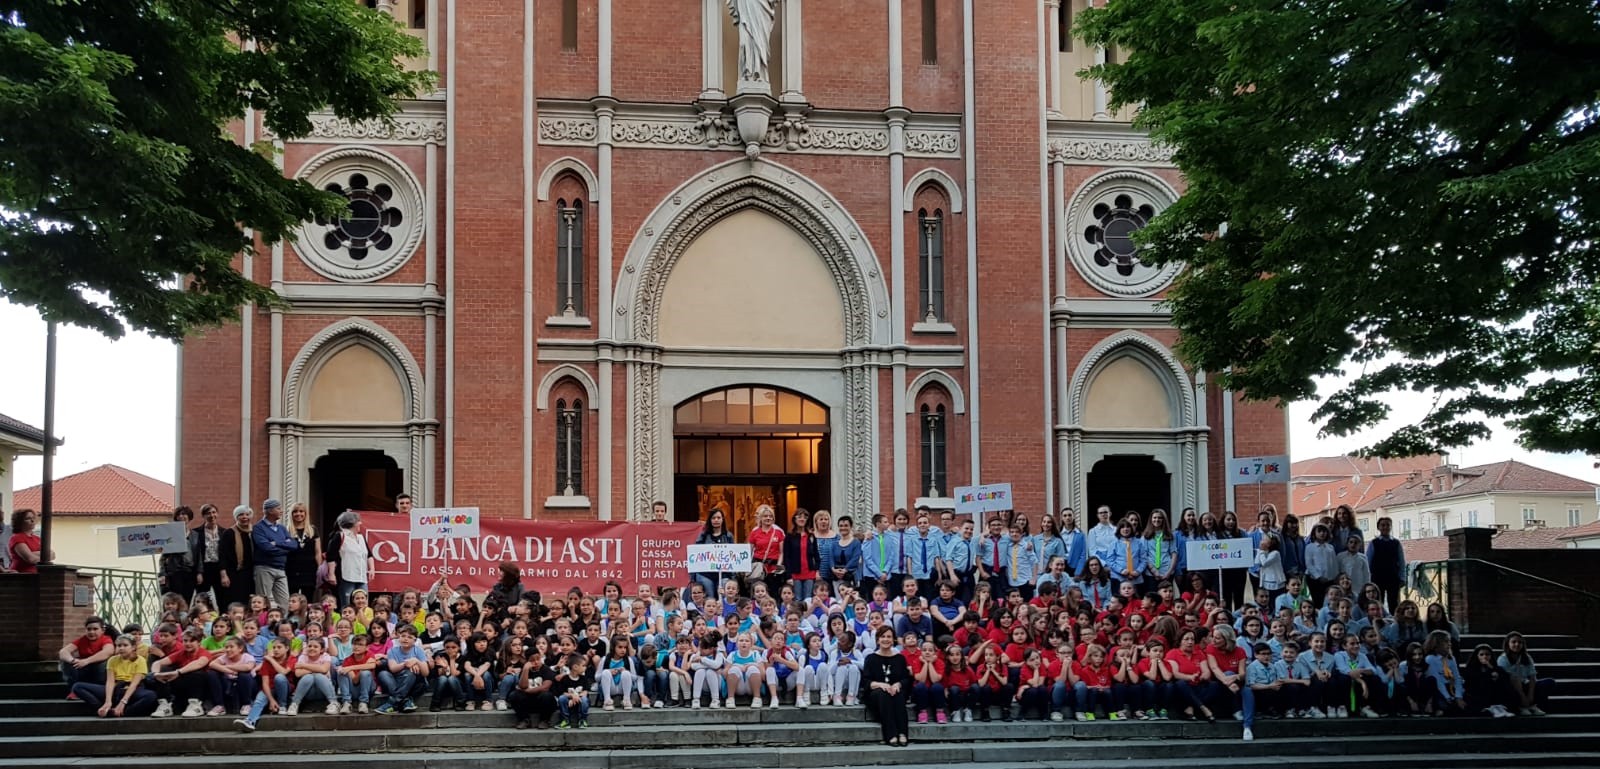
[2,633,1598,769]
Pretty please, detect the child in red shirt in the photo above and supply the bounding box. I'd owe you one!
[1132,640,1170,719]
[975,646,1014,722]
[1072,643,1117,721]
[1016,649,1050,720]
[942,644,976,722]
[910,641,947,724]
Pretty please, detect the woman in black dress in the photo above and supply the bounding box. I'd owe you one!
[861,625,912,746]
[284,502,323,601]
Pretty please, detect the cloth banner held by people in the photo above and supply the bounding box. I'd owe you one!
[357,511,701,595]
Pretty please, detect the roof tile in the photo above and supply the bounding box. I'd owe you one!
[13,464,173,517]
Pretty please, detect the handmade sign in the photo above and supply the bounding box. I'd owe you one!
[1227,455,1290,486]
[685,543,753,574]
[954,483,1013,515]
[1184,537,1254,568]
[410,507,481,540]
[117,523,188,558]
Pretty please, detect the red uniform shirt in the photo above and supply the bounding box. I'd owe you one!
[910,656,945,680]
[943,666,974,688]
[1002,642,1030,665]
[1206,644,1248,676]
[163,645,212,671]
[1073,661,1114,688]
[1133,657,1160,681]
[71,634,113,660]
[1164,648,1206,684]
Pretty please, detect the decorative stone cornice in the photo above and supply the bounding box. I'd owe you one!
[266,108,448,145]
[1049,136,1173,165]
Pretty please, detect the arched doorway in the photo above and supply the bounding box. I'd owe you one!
[672,385,829,538]
[1087,456,1171,522]
[309,449,403,534]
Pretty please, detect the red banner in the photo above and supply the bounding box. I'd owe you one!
[358,512,703,596]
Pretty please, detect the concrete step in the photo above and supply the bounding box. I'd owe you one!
[1,743,1596,769]
[0,682,63,699]
[1529,649,1600,664]
[0,699,77,719]
[1549,694,1600,713]
[2,709,1593,740]
[0,713,1592,759]
[1550,679,1600,696]
[1539,662,1600,678]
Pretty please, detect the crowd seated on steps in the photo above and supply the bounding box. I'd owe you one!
[54,503,1555,745]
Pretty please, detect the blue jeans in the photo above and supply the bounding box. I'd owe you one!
[244,674,290,725]
[461,671,493,703]
[434,674,463,704]
[1074,683,1117,715]
[336,579,366,611]
[1240,684,1256,727]
[337,671,374,704]
[378,668,428,706]
[61,660,106,688]
[208,670,257,711]
[291,673,336,706]
[497,673,521,702]
[558,694,589,721]
[641,669,668,702]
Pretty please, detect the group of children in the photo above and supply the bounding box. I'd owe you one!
[53,505,1548,741]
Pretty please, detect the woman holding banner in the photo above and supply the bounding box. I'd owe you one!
[692,509,735,599]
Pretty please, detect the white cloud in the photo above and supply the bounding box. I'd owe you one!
[0,299,176,489]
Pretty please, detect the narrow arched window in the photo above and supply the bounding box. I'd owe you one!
[918,208,945,323]
[556,199,585,316]
[920,403,947,498]
[556,398,584,495]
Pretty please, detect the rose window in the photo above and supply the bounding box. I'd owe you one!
[317,174,404,261]
[1084,194,1155,278]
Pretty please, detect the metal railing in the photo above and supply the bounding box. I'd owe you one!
[85,567,163,632]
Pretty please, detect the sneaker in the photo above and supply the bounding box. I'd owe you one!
[1494,705,1515,718]
[1074,712,1087,722]
[466,701,477,711]
[936,711,948,724]
[769,698,779,710]
[181,702,205,718]
[692,701,702,709]
[323,702,339,715]
[1243,727,1254,742]
[1136,711,1150,721]
[239,706,250,716]
[66,691,79,701]
[284,704,299,717]
[846,696,859,707]
[1517,707,1532,716]
[1159,709,1170,720]
[603,700,615,711]
[652,700,663,709]
[401,699,418,713]
[1084,712,1096,721]
[1530,706,1546,716]
[234,718,255,732]
[1285,709,1299,719]
[1318,707,1333,718]
[917,711,929,724]
[556,719,570,730]
[1360,706,1380,719]
[153,700,174,718]
[1108,711,1122,721]
[798,696,809,710]
[710,699,721,709]
[206,706,226,717]
[751,697,762,709]
[1050,711,1064,722]
[339,702,352,715]
[963,709,974,722]
[357,703,369,714]
[578,718,589,729]
[1232,710,1243,721]
[374,702,396,715]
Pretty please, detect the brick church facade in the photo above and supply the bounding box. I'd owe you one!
[177,0,1288,533]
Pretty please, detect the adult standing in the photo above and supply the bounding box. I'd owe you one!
[325,511,374,609]
[250,499,300,611]
[217,505,255,609]
[1366,517,1406,614]
[8,508,48,574]
[747,504,786,596]
[1086,505,1118,565]
[813,509,840,595]
[692,508,735,598]
[158,507,196,600]
[191,505,227,607]
[489,561,528,608]
[284,502,322,601]
[861,625,911,746]
[782,508,820,601]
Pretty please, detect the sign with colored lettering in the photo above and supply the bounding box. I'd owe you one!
[1184,537,1254,568]
[954,483,1014,514]
[1227,455,1291,486]
[116,523,188,558]
[410,507,482,540]
[685,543,753,574]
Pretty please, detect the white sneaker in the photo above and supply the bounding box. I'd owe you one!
[652,700,663,708]
[846,696,858,707]
[206,706,226,717]
[1530,706,1546,716]
[833,695,845,707]
[964,708,974,722]
[496,700,508,711]
[1050,711,1064,722]
[1243,727,1254,742]
[751,697,762,709]
[1074,712,1087,721]
[603,699,615,711]
[357,703,369,714]
[622,698,633,710]
[1233,710,1244,721]
[1324,707,1339,718]
[239,706,250,716]
[284,704,299,716]
[1360,706,1380,719]
[798,695,809,709]
[692,700,702,709]
[710,699,721,709]
[1309,707,1326,719]
[339,702,352,715]
[153,700,174,718]
[181,702,204,718]
[325,703,340,715]
[769,697,779,710]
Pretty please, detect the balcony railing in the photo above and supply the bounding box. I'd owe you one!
[86,567,164,633]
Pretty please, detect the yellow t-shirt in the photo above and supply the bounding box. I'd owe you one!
[108,655,148,684]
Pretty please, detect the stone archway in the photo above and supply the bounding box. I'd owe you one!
[614,158,890,522]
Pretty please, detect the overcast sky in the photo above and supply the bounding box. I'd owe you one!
[2,297,1595,493]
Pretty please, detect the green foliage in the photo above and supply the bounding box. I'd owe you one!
[0,0,432,339]
[1077,0,1600,455]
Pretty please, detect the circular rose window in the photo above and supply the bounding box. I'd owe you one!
[295,149,423,282]
[1066,170,1180,297]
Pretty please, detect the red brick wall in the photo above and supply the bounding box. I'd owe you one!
[901,0,964,113]
[1449,528,1600,642]
[802,1,890,110]
[0,568,95,663]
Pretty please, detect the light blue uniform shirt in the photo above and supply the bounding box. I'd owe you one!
[906,531,942,579]
[942,535,978,573]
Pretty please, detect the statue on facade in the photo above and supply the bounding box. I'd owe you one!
[727,0,777,84]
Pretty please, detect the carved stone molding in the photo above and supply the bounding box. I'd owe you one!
[1048,137,1174,166]
[267,115,447,145]
[539,118,601,144]
[540,104,958,159]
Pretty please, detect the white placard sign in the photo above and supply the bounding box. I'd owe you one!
[685,543,753,574]
[1184,537,1254,569]
[117,523,188,558]
[954,483,1014,515]
[1227,455,1291,486]
[409,507,482,540]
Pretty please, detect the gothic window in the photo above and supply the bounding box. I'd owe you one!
[556,200,585,316]
[317,173,404,262]
[556,398,584,496]
[920,403,947,498]
[1066,172,1179,297]
[921,0,938,65]
[296,150,424,283]
[918,208,945,323]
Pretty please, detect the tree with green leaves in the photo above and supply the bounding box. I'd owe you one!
[0,0,431,339]
[1078,0,1600,456]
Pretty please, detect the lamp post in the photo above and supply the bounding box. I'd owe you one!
[40,320,57,566]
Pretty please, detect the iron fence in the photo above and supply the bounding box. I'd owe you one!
[86,567,163,632]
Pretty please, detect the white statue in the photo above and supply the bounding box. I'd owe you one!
[727,0,777,84]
